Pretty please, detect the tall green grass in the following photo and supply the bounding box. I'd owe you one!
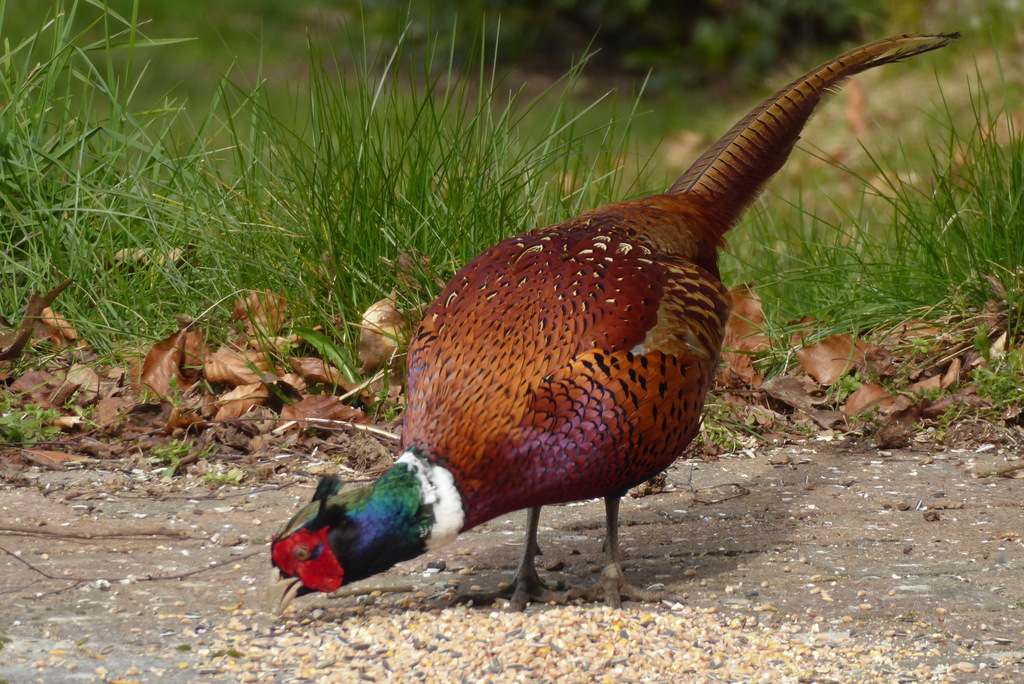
[1,2,645,372]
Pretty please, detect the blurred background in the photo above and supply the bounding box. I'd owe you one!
[2,0,1004,109]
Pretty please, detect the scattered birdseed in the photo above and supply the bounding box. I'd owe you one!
[173,597,1021,684]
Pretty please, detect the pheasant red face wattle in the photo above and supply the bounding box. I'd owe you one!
[271,526,343,593]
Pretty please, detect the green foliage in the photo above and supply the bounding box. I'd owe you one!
[149,439,217,477]
[202,467,246,486]
[0,394,60,443]
[972,349,1024,411]
[830,373,862,404]
[701,398,752,453]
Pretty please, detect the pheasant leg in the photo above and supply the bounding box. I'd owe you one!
[564,496,671,609]
[456,506,561,610]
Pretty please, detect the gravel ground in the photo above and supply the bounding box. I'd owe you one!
[2,434,1023,683]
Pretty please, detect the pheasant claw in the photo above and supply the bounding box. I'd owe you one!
[563,562,679,609]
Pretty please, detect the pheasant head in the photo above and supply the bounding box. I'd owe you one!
[268,448,465,613]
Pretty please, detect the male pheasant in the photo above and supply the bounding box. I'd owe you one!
[269,33,957,613]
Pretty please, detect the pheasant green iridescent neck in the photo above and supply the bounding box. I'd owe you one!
[301,462,430,585]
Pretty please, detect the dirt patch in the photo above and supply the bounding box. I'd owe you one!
[1,434,1023,682]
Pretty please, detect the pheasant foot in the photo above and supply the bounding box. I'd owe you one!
[563,561,672,609]
[455,562,562,610]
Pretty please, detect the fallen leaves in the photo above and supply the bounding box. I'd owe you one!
[213,382,270,423]
[714,283,1020,445]
[281,395,373,429]
[140,328,204,397]
[719,284,769,388]
[794,333,867,386]
[1,289,386,475]
[843,383,895,417]
[2,267,1020,480]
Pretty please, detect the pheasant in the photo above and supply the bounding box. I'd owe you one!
[269,33,957,613]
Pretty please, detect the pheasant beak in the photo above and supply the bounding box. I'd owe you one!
[267,567,303,615]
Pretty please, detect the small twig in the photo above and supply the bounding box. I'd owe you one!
[691,483,751,506]
[337,369,386,403]
[975,463,1024,479]
[3,230,41,256]
[138,549,261,583]
[269,415,400,441]
[0,278,74,361]
[110,480,303,501]
[1,543,263,596]
[0,524,189,539]
[329,584,418,598]
[1,542,66,580]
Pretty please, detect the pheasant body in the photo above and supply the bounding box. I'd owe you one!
[270,33,958,613]
[404,195,730,527]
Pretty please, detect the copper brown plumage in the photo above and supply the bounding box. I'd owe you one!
[269,33,957,614]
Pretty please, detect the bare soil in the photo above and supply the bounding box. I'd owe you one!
[1,433,1022,683]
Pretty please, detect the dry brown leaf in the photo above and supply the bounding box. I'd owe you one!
[281,395,371,429]
[858,344,895,378]
[53,415,83,431]
[940,357,962,389]
[991,330,1008,356]
[843,383,895,417]
[21,449,81,468]
[10,370,59,406]
[886,394,923,427]
[920,387,989,421]
[165,402,208,432]
[56,365,102,406]
[41,306,78,346]
[96,396,134,430]
[205,350,273,386]
[279,372,308,395]
[795,334,868,386]
[719,284,770,388]
[213,382,270,422]
[289,356,349,387]
[358,292,413,373]
[762,376,822,412]
[140,328,204,398]
[233,290,288,336]
[909,374,942,394]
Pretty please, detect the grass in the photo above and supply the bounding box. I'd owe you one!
[1,0,645,372]
[2,2,1023,417]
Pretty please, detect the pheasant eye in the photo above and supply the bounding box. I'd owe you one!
[294,545,312,561]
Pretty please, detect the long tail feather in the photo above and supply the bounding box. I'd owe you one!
[668,33,958,230]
